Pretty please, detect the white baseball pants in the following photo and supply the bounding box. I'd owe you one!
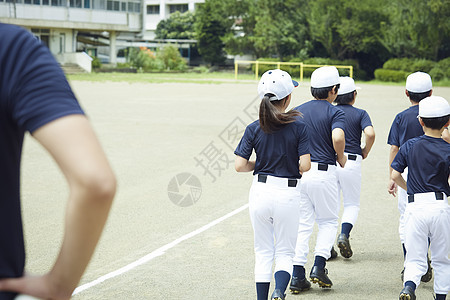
[398,168,408,243]
[249,175,301,282]
[293,162,339,266]
[403,192,450,295]
[337,153,362,226]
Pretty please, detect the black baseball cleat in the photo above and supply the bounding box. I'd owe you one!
[337,233,353,258]
[328,246,338,260]
[310,266,332,288]
[399,286,416,300]
[271,289,285,300]
[289,276,311,294]
[421,256,433,282]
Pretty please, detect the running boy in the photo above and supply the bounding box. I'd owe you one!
[334,77,375,258]
[290,66,346,292]
[391,96,450,300]
[387,71,433,281]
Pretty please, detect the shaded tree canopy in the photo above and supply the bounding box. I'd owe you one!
[155,0,449,74]
[155,11,196,40]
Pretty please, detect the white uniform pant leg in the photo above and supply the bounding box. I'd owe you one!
[337,156,362,225]
[314,168,339,260]
[398,168,408,243]
[249,179,302,282]
[403,203,429,288]
[429,203,450,295]
[249,183,275,282]
[273,185,301,275]
[293,181,315,266]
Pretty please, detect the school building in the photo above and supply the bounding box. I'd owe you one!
[0,0,204,72]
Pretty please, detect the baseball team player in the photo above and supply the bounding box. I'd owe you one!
[0,23,116,299]
[387,72,433,282]
[391,96,450,300]
[334,77,375,258]
[290,66,346,293]
[234,69,311,300]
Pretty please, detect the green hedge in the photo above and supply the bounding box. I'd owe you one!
[430,57,450,81]
[383,58,436,73]
[374,69,409,82]
[378,57,449,82]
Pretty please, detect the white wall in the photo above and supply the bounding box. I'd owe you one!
[0,4,141,31]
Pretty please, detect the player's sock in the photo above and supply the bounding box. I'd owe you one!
[256,282,270,300]
[435,294,446,300]
[292,265,306,280]
[314,255,326,270]
[341,222,353,237]
[274,271,290,293]
[402,243,407,258]
[404,280,416,291]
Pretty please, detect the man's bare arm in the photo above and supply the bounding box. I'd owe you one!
[0,115,116,299]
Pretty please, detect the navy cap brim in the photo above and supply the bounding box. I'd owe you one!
[293,80,299,87]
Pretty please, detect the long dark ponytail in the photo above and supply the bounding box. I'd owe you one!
[259,94,301,133]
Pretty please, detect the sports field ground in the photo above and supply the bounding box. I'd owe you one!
[19,78,450,299]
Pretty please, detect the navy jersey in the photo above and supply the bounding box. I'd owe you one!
[336,104,372,155]
[387,105,423,147]
[0,23,84,299]
[391,135,450,196]
[234,118,310,179]
[294,100,345,165]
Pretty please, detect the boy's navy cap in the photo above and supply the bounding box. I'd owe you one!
[406,72,432,93]
[419,96,450,118]
[337,76,361,95]
[311,66,340,88]
[258,69,298,101]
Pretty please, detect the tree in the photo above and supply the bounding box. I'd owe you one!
[379,0,450,60]
[155,11,196,40]
[251,0,311,60]
[195,0,232,65]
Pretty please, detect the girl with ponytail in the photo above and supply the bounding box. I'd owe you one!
[234,69,311,300]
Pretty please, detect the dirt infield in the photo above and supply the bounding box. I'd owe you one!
[19,80,449,299]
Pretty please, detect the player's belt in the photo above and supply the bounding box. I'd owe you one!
[348,154,357,161]
[318,163,329,171]
[257,174,299,187]
[408,192,445,203]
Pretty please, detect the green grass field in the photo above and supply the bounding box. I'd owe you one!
[67,72,450,86]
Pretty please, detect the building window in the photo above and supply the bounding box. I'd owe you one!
[169,4,188,14]
[121,1,126,11]
[43,0,49,5]
[127,1,140,13]
[107,0,119,10]
[147,4,159,14]
[31,29,50,48]
[92,0,105,9]
[84,0,90,8]
[51,0,64,6]
[70,0,82,7]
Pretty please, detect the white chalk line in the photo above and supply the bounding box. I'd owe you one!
[72,203,249,295]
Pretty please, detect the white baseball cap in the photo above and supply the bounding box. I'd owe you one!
[418,96,450,118]
[337,76,361,95]
[310,66,340,88]
[406,72,432,93]
[258,69,298,101]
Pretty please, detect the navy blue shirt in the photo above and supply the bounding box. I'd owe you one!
[391,135,450,196]
[234,118,310,179]
[0,24,84,299]
[294,100,345,165]
[387,105,423,147]
[336,104,372,155]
